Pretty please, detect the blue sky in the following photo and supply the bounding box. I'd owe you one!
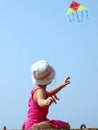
[0,0,98,129]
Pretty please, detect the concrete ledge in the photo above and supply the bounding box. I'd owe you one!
[2,125,98,130]
[0,128,98,130]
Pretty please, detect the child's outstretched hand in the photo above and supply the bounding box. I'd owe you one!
[62,76,71,88]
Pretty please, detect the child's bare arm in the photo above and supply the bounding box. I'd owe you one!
[48,76,70,96]
[35,88,57,107]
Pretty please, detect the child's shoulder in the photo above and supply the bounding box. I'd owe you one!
[31,86,45,94]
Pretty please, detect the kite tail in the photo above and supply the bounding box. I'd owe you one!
[68,13,75,23]
[86,10,89,19]
[81,11,84,18]
[68,15,72,23]
[76,11,80,22]
[81,11,84,22]
[72,13,75,22]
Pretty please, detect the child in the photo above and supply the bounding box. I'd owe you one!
[22,60,71,130]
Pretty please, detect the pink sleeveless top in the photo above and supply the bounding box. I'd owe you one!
[22,87,69,130]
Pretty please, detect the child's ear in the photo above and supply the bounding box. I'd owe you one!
[33,71,36,75]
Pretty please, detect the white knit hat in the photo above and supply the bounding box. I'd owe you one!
[31,60,55,85]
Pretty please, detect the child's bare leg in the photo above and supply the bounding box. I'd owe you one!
[32,122,70,130]
[62,123,70,130]
[32,122,54,130]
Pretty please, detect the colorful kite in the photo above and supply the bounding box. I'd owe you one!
[66,0,88,22]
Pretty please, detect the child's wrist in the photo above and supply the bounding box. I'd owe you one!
[61,84,65,88]
[60,85,64,89]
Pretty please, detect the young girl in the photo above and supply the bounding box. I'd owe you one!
[22,60,71,130]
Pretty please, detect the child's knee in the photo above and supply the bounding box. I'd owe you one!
[63,123,70,130]
[32,122,54,130]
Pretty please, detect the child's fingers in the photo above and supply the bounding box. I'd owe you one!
[48,95,59,104]
[52,95,59,104]
[65,77,71,84]
[54,95,59,100]
[67,76,70,79]
[51,96,56,104]
[66,77,70,81]
[48,97,54,104]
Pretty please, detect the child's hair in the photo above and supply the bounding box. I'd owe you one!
[31,60,55,85]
